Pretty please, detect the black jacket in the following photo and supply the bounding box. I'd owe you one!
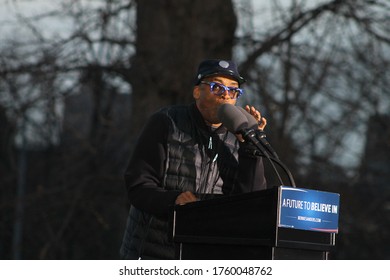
[120,103,267,259]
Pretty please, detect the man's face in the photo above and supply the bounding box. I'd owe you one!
[193,75,240,126]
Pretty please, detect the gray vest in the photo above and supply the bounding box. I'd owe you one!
[120,104,240,259]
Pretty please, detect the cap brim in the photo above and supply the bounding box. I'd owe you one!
[198,72,246,85]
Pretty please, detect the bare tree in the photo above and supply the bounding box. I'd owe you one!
[0,0,238,259]
[234,0,390,258]
[0,0,137,259]
[129,0,237,136]
[1,0,389,259]
[235,0,390,175]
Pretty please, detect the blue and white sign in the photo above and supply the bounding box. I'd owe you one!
[278,186,340,233]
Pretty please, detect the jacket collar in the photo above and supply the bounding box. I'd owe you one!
[190,103,228,135]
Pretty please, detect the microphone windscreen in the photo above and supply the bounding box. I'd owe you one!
[237,107,258,129]
[217,104,248,133]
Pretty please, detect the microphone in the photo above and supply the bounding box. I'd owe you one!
[217,103,249,133]
[217,104,265,148]
[236,107,279,160]
[217,104,287,187]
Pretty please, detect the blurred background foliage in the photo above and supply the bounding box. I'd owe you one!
[0,0,389,259]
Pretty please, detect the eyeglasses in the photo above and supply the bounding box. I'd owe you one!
[200,81,244,99]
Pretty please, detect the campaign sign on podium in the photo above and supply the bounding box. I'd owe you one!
[173,186,340,259]
[278,186,340,233]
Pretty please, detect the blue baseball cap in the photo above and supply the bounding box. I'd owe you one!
[194,59,246,85]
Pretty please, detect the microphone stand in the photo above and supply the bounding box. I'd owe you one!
[241,128,296,188]
[255,151,296,188]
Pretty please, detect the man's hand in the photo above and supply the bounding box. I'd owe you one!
[245,105,267,130]
[175,191,197,205]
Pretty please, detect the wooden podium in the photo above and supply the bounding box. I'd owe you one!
[172,186,338,260]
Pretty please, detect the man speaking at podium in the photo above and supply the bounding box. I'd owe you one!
[120,59,268,259]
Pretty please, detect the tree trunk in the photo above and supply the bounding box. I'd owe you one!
[129,0,237,137]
